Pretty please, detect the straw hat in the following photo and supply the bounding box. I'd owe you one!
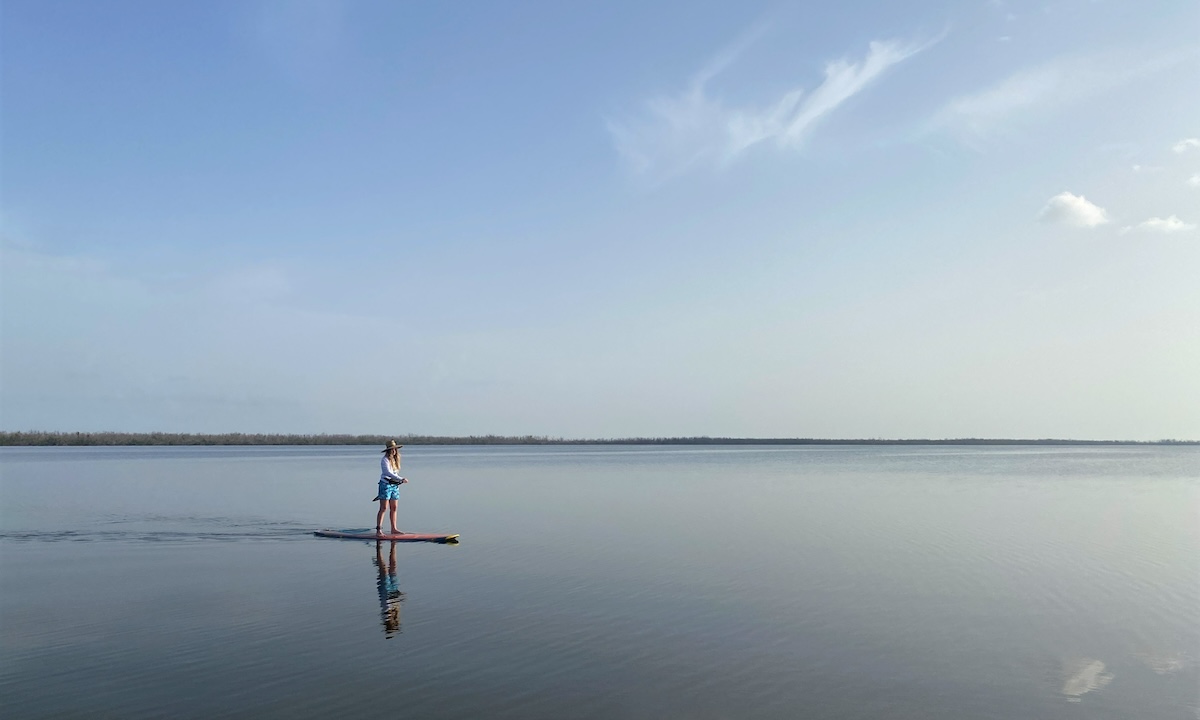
[381,440,403,452]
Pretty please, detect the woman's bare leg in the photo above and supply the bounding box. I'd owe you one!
[376,500,387,534]
[388,499,400,533]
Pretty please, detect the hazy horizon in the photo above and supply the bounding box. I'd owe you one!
[3,1,1198,441]
[2,430,1196,445]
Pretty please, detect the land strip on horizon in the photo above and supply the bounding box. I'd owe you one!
[1,432,1195,446]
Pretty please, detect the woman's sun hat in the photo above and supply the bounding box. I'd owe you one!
[382,440,403,452]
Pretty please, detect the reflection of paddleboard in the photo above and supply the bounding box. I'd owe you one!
[314,529,459,543]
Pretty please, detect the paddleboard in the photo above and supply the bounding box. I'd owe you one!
[314,529,459,543]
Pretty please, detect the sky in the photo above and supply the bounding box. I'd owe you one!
[2,0,1198,440]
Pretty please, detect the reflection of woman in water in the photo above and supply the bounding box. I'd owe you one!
[375,541,405,638]
[375,440,408,535]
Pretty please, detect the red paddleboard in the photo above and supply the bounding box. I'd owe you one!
[314,529,459,543]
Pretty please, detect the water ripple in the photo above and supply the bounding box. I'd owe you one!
[0,527,313,543]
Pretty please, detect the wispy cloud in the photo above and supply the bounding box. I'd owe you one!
[207,265,293,304]
[1121,215,1197,234]
[1037,191,1109,228]
[930,59,1083,144]
[247,0,347,86]
[609,33,934,182]
[986,0,1017,22]
[1187,173,1200,188]
[1173,138,1200,153]
[930,50,1192,145]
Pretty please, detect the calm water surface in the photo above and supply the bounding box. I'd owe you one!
[1,445,1197,719]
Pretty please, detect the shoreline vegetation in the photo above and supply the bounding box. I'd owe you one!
[0,432,1195,447]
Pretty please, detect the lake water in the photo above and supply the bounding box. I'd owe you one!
[1,445,1197,719]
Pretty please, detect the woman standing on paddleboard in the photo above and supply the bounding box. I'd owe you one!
[376,440,408,535]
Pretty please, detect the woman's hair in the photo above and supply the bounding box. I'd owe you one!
[385,447,399,471]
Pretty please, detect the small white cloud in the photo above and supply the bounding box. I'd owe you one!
[1187,173,1200,187]
[1132,164,1163,173]
[1172,138,1200,153]
[1122,215,1197,234]
[1038,191,1109,228]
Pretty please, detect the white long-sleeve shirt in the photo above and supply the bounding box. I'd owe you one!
[380,455,405,483]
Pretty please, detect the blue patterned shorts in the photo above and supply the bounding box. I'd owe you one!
[377,479,401,500]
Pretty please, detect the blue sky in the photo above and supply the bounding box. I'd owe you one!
[2,0,1198,439]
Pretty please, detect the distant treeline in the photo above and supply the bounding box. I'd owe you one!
[0,432,1195,447]
[0,432,560,447]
